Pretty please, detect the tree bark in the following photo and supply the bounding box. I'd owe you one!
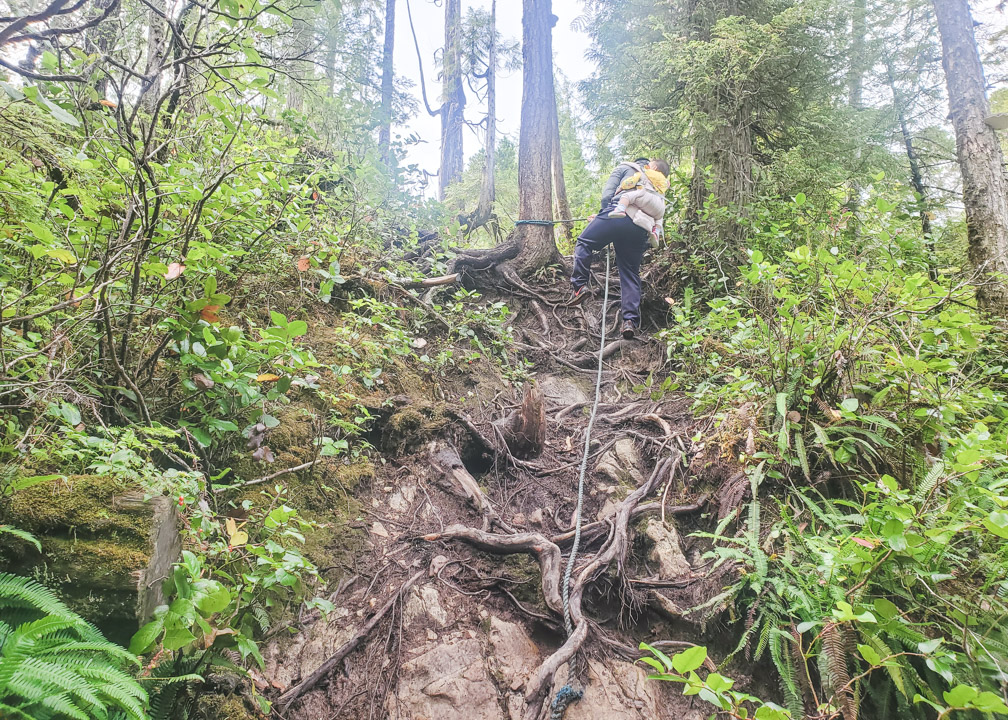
[439,0,465,199]
[378,0,396,164]
[449,0,561,280]
[682,0,753,253]
[847,0,866,109]
[551,86,574,240]
[141,0,167,112]
[933,0,1008,312]
[887,61,937,281]
[468,0,497,230]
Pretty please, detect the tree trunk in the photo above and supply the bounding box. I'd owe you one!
[85,0,118,98]
[449,0,560,280]
[141,0,167,112]
[511,0,561,274]
[847,0,866,108]
[286,10,313,113]
[933,0,1008,312]
[378,0,396,164]
[682,0,753,253]
[685,104,753,251]
[439,0,465,199]
[887,61,937,281]
[468,0,496,230]
[551,86,574,241]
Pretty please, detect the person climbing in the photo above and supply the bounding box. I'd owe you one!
[608,159,670,248]
[568,157,668,340]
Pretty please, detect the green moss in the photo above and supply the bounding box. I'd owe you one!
[194,693,258,720]
[381,404,447,455]
[502,554,544,607]
[3,475,148,542]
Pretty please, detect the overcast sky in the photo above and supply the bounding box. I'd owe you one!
[389,1,1007,197]
[391,0,593,192]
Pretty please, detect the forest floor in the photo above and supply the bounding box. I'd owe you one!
[250,259,762,720]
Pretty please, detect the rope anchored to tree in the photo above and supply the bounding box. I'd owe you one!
[550,246,612,719]
[514,216,595,226]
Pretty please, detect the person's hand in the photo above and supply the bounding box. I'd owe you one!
[588,214,596,221]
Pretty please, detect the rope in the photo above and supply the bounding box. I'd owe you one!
[551,246,612,719]
[514,216,596,226]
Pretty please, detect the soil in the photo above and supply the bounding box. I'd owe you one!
[250,267,761,720]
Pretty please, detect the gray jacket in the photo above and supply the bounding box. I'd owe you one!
[599,161,644,213]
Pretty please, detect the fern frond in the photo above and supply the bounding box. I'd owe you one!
[822,623,856,720]
[770,629,804,720]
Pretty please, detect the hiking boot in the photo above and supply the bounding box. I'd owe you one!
[621,321,637,340]
[567,285,590,306]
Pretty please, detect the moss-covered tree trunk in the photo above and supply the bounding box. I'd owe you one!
[439,0,465,200]
[378,0,396,164]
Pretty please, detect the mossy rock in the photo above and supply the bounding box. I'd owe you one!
[193,692,259,720]
[0,475,180,647]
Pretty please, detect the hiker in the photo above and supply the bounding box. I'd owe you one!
[569,157,669,340]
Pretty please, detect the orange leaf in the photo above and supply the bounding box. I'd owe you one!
[296,255,310,272]
[256,373,280,383]
[200,304,220,323]
[99,99,117,108]
[165,262,185,280]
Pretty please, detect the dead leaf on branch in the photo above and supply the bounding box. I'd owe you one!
[200,304,221,323]
[165,262,185,280]
[296,255,310,272]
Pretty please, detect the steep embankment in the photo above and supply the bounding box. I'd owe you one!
[252,272,748,720]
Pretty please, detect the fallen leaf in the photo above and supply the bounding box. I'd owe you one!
[64,291,81,308]
[165,262,185,280]
[200,304,220,323]
[256,373,280,382]
[412,337,427,349]
[192,372,214,390]
[296,255,310,272]
[786,410,802,423]
[229,530,248,547]
[371,521,390,538]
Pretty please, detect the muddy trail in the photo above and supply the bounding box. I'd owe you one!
[262,266,753,720]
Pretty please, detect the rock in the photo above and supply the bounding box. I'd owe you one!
[387,639,500,720]
[388,483,417,512]
[513,512,527,527]
[404,584,449,627]
[529,508,545,526]
[597,438,644,485]
[644,518,691,579]
[263,611,356,691]
[561,658,663,720]
[538,374,591,407]
[488,616,540,690]
[370,521,390,538]
[429,554,450,577]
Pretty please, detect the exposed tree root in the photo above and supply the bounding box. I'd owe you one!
[425,452,680,720]
[428,441,513,532]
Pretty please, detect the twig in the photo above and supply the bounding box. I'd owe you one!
[212,460,317,494]
[277,569,425,711]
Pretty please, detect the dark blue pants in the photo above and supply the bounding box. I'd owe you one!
[570,205,649,326]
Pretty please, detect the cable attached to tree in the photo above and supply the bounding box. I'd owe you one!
[514,216,595,226]
[551,245,612,719]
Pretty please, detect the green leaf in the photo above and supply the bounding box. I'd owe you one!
[162,626,196,651]
[793,192,806,206]
[194,581,231,615]
[983,511,1008,539]
[971,691,1008,714]
[287,320,307,338]
[840,398,859,413]
[776,393,787,418]
[943,685,978,707]
[858,643,882,666]
[672,646,708,674]
[129,618,164,654]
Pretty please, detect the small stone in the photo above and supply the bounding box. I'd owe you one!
[512,513,526,526]
[384,485,393,492]
[467,629,476,639]
[371,498,379,508]
[427,629,438,641]
[371,521,390,538]
[479,609,489,620]
[429,555,450,577]
[529,509,545,526]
